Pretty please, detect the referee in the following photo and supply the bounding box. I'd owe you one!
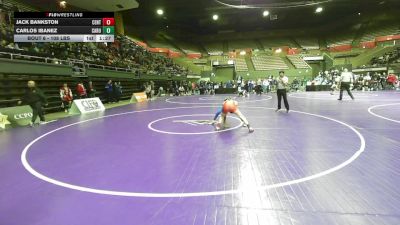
[338,68,355,100]
[276,71,290,113]
[18,80,48,126]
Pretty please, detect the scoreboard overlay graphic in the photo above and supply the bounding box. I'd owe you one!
[13,12,115,42]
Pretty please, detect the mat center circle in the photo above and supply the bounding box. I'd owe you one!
[148,114,243,135]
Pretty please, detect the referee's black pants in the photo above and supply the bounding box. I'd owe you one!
[277,89,289,110]
[339,82,354,100]
[30,101,45,123]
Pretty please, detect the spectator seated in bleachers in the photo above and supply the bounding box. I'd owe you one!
[370,47,400,66]
[0,6,188,78]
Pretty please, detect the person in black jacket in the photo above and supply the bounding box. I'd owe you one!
[18,80,48,126]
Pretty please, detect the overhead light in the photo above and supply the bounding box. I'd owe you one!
[315,7,323,13]
[156,9,164,15]
[358,12,361,16]
[212,14,219,21]
[240,50,246,55]
[59,1,67,8]
[263,10,269,17]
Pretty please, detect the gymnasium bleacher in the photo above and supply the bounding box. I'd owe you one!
[234,58,248,72]
[295,37,320,50]
[327,34,355,47]
[228,40,258,51]
[287,55,311,69]
[203,42,224,55]
[177,42,202,54]
[0,73,148,112]
[259,38,296,49]
[251,55,289,71]
[146,39,180,52]
[360,24,400,42]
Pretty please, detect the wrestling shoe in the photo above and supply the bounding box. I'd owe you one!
[248,127,254,133]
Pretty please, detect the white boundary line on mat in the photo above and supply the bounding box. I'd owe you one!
[166,96,272,105]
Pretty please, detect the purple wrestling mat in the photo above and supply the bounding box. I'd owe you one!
[1,92,400,225]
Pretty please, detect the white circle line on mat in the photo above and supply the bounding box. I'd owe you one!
[21,106,365,198]
[367,103,400,123]
[148,114,242,135]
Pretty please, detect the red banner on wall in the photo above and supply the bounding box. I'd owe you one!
[375,34,400,42]
[273,46,289,53]
[360,41,376,49]
[146,48,182,58]
[287,48,301,55]
[148,47,169,53]
[168,51,182,58]
[135,41,148,48]
[187,53,202,59]
[132,40,201,59]
[328,45,352,52]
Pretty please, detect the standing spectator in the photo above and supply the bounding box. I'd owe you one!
[363,73,372,91]
[191,82,196,95]
[60,83,73,112]
[387,73,398,90]
[157,86,164,97]
[113,81,122,102]
[380,72,386,90]
[243,81,250,97]
[105,80,113,103]
[330,76,340,95]
[338,68,355,100]
[248,80,254,94]
[269,76,276,92]
[76,81,87,99]
[178,84,185,96]
[255,78,263,96]
[262,78,269,93]
[87,81,96,98]
[292,77,300,92]
[145,82,152,100]
[275,71,290,113]
[150,81,155,99]
[18,80,48,126]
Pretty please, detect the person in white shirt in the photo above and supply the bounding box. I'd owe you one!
[178,85,185,96]
[338,68,355,100]
[330,76,340,95]
[262,78,269,93]
[363,73,372,91]
[276,71,290,113]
